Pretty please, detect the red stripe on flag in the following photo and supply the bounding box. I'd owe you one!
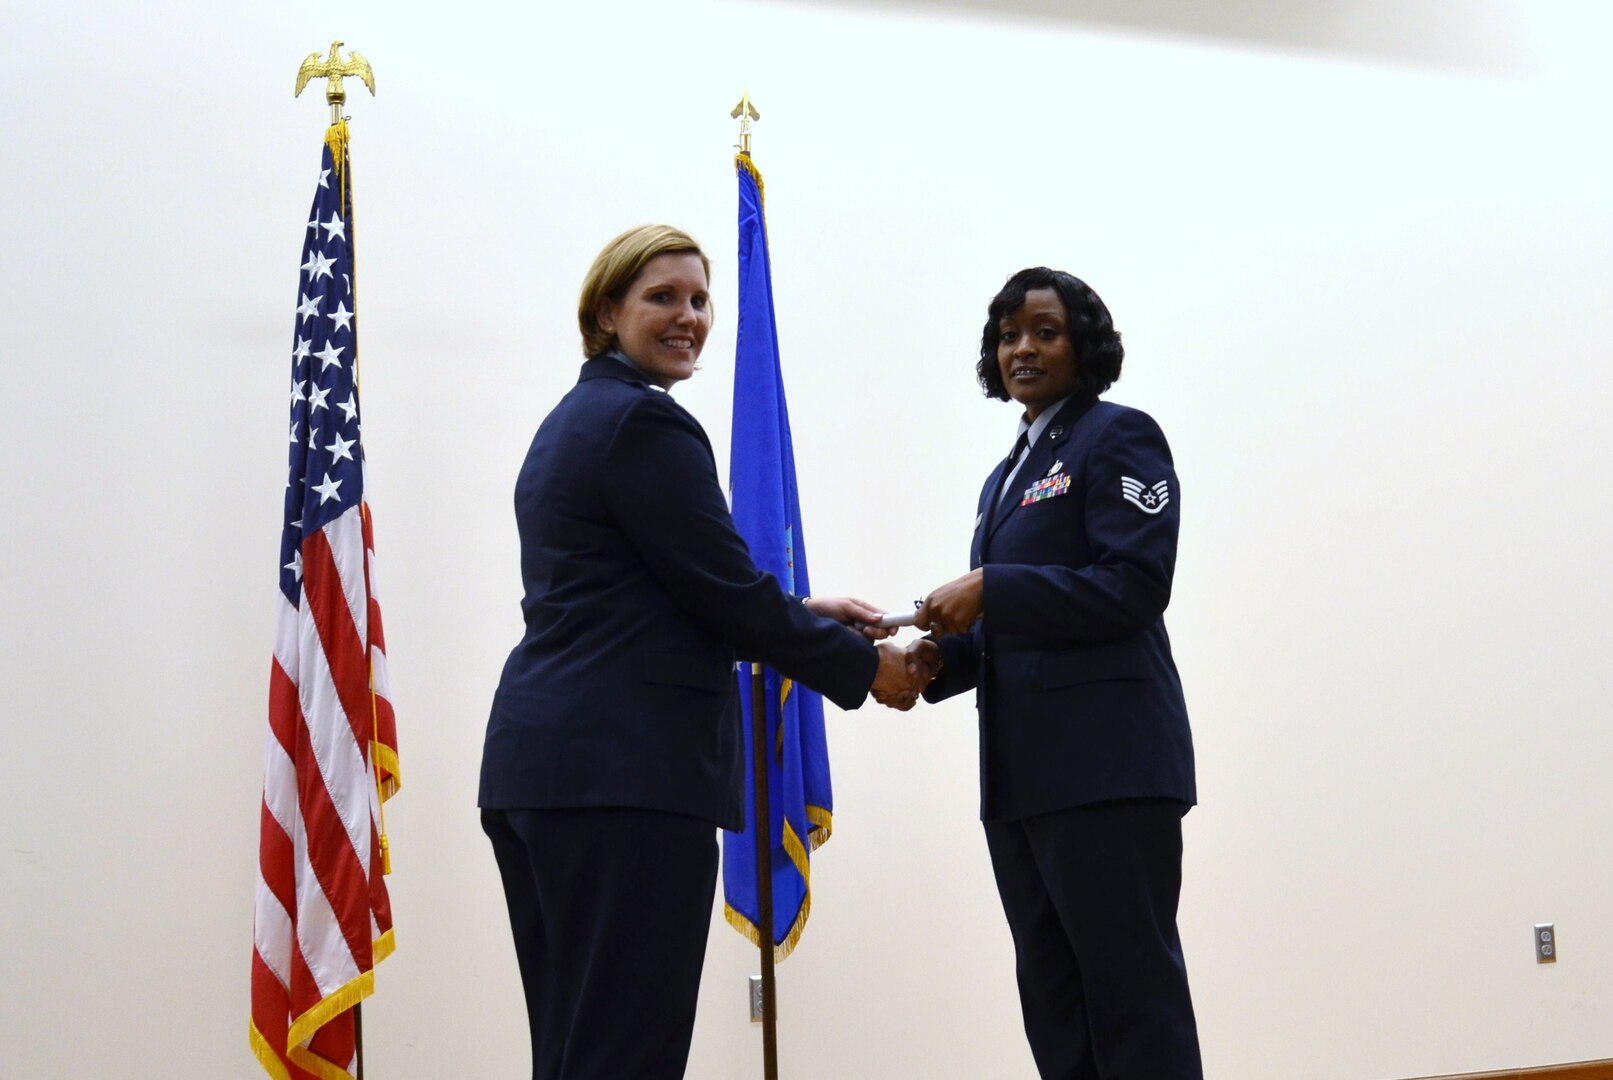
[291,732,374,976]
[308,1007,355,1071]
[367,599,387,654]
[259,800,297,919]
[288,939,313,1032]
[252,952,323,1080]
[360,507,387,655]
[359,505,399,793]
[287,925,324,1036]
[268,656,301,757]
[263,659,301,915]
[302,524,374,748]
[371,690,397,784]
[288,942,338,1057]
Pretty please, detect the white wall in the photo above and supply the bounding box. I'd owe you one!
[3,2,1610,1077]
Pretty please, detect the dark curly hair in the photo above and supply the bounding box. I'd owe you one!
[977,267,1124,399]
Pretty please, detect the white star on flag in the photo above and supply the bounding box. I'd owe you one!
[327,301,354,334]
[338,393,358,422]
[314,342,345,371]
[293,337,312,363]
[297,292,322,323]
[308,250,335,282]
[326,433,356,463]
[283,550,303,580]
[321,212,346,242]
[312,471,343,504]
[308,384,331,412]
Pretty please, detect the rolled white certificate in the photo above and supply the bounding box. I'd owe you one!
[876,610,918,629]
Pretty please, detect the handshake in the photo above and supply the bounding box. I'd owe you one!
[870,638,940,712]
[804,568,985,713]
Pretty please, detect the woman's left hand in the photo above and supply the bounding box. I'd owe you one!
[915,569,984,637]
[804,596,895,640]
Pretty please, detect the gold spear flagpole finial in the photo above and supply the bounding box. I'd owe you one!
[296,41,376,125]
[731,91,760,156]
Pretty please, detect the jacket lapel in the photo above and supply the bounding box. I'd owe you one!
[971,454,1015,567]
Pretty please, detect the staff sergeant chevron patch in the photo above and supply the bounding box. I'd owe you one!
[1121,476,1170,514]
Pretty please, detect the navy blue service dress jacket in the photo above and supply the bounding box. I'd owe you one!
[480,352,878,831]
[923,391,1196,820]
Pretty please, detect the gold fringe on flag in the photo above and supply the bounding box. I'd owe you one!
[723,801,832,963]
[249,925,396,1080]
[736,151,766,209]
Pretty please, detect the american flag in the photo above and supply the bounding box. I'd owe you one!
[251,122,399,1080]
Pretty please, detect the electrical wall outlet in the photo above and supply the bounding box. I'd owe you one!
[1534,923,1556,964]
[749,975,764,1022]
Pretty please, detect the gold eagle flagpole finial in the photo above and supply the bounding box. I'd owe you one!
[731,91,760,156]
[296,41,376,125]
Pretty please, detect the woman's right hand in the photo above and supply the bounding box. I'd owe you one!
[870,640,938,710]
[915,569,984,637]
[805,595,895,640]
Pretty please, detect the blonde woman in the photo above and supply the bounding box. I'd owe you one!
[479,224,915,1078]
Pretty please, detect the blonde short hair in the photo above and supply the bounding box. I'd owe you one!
[577,225,712,358]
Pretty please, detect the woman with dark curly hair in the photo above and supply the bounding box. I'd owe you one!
[902,267,1202,1078]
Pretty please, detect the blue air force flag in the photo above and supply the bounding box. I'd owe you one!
[722,153,833,960]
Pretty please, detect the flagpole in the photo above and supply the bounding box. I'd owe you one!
[353,1004,365,1080]
[732,91,779,1080]
[749,662,780,1079]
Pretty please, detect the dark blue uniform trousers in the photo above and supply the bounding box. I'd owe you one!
[482,807,718,1080]
[983,799,1203,1080]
